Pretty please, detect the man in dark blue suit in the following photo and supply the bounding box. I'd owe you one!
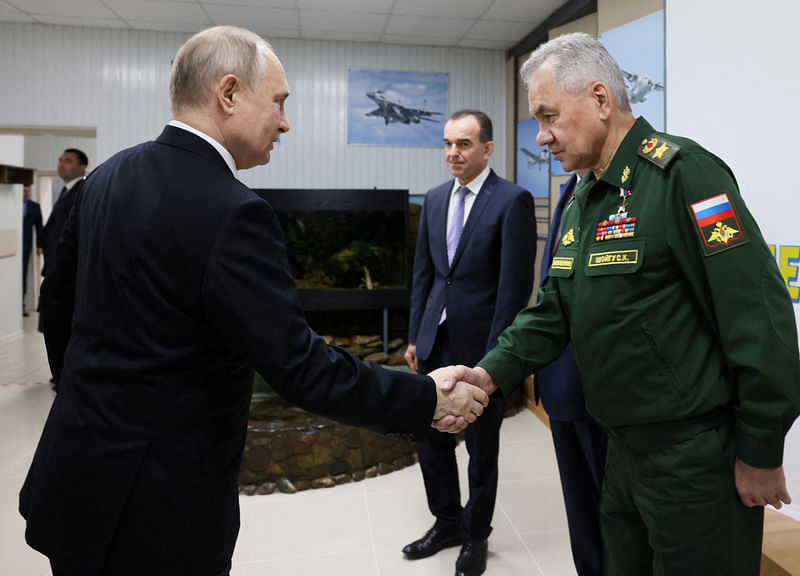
[20,26,489,576]
[536,172,607,576]
[403,109,537,576]
[22,185,43,316]
[40,148,87,387]
[42,148,87,277]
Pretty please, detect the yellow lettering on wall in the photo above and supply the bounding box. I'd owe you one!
[770,244,800,302]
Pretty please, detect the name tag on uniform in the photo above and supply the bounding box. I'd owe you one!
[588,249,639,267]
[585,240,644,276]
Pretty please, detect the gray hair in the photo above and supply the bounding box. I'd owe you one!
[169,26,273,115]
[520,32,631,113]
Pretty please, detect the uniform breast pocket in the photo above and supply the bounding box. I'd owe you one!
[584,240,644,276]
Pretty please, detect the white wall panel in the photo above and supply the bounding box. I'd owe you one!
[0,183,22,340]
[0,22,507,196]
[666,0,800,521]
[0,137,24,339]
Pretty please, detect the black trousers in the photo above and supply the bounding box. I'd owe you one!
[550,416,607,576]
[22,247,31,301]
[417,323,505,540]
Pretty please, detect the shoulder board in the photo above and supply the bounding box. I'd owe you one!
[637,134,681,170]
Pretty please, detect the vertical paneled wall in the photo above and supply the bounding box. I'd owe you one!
[0,22,508,195]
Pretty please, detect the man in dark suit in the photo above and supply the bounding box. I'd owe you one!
[536,172,607,576]
[42,148,87,277]
[20,26,488,576]
[22,185,43,316]
[403,109,537,576]
[40,148,88,386]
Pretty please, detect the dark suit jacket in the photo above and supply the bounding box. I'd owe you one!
[535,174,590,421]
[408,169,537,366]
[23,199,43,259]
[41,178,83,276]
[21,126,439,576]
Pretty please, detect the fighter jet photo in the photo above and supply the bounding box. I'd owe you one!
[622,70,664,104]
[365,90,444,125]
[520,147,550,170]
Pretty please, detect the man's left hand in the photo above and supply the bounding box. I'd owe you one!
[735,458,792,508]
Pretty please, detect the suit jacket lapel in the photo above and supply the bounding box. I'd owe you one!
[427,182,452,272]
[449,170,497,270]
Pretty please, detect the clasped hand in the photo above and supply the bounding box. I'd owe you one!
[428,365,497,433]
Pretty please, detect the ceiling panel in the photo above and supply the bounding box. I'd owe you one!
[392,0,493,19]
[386,15,474,38]
[300,10,387,34]
[297,0,393,11]
[0,0,574,50]
[12,0,117,18]
[104,0,208,22]
[470,19,541,41]
[203,4,299,29]
[205,0,296,6]
[483,0,566,23]
[381,33,460,47]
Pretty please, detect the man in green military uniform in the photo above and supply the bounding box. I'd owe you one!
[466,33,800,575]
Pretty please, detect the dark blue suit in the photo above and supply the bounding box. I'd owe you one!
[409,169,536,539]
[536,174,607,576]
[42,179,83,277]
[22,198,43,301]
[22,126,444,576]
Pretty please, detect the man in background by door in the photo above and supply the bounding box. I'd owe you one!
[42,148,87,278]
[40,148,88,388]
[22,184,43,316]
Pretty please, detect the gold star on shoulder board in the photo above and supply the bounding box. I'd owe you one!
[652,142,670,160]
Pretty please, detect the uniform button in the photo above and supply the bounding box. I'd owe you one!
[446,278,452,285]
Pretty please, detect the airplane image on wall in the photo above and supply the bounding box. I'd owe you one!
[365,90,444,125]
[520,147,550,170]
[622,70,664,104]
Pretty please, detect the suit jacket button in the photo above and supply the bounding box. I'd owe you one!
[446,278,452,285]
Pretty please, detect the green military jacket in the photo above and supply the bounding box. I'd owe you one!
[479,117,800,468]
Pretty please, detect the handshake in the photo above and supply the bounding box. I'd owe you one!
[428,365,498,433]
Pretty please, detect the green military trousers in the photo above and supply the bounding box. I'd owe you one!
[600,417,764,575]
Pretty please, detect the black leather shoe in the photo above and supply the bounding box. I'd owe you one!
[402,524,464,560]
[455,537,488,576]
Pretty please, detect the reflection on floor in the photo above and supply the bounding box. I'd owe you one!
[0,313,577,576]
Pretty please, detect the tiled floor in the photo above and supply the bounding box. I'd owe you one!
[0,313,577,576]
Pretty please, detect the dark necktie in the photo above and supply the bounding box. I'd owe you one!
[56,186,67,204]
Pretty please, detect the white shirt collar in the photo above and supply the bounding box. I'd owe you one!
[451,165,491,197]
[169,120,239,178]
[64,177,84,191]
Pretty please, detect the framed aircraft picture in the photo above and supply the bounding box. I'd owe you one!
[347,69,448,147]
[517,118,550,197]
[599,10,665,131]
